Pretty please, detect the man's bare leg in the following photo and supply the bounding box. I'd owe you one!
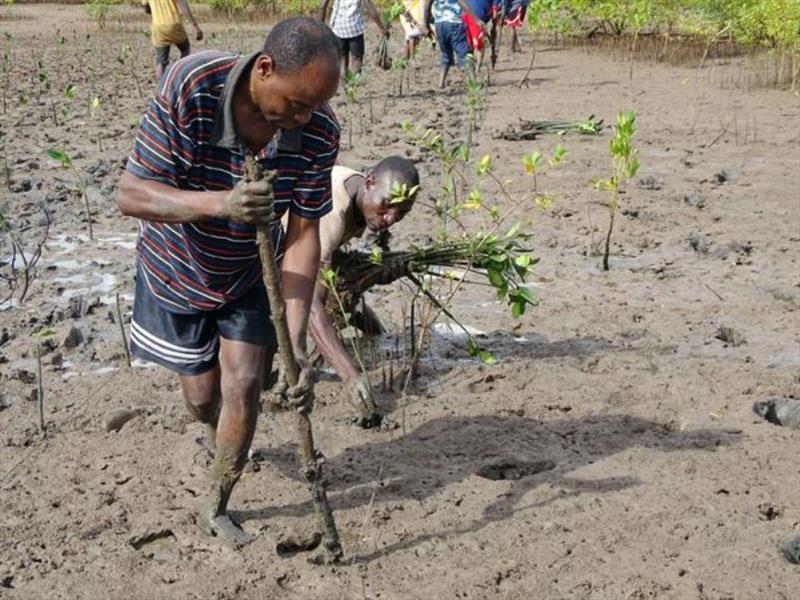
[351,56,363,76]
[201,338,267,546]
[180,366,221,455]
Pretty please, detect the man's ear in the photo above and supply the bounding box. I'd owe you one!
[364,172,375,191]
[255,54,276,80]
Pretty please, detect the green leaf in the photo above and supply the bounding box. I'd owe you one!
[513,286,539,306]
[486,268,505,288]
[45,148,72,168]
[511,300,525,318]
[514,254,532,268]
[463,189,482,210]
[478,351,496,364]
[522,151,543,175]
[549,144,567,165]
[504,222,521,239]
[476,154,493,176]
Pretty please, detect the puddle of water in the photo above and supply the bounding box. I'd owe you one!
[432,322,487,339]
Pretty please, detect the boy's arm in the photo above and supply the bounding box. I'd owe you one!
[175,0,203,40]
[308,265,361,383]
[362,0,389,37]
[320,0,332,22]
[423,0,434,29]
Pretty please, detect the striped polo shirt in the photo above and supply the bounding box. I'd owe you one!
[126,50,340,314]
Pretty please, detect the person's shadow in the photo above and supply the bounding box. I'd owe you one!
[240,413,739,561]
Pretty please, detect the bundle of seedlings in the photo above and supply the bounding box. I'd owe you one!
[494,115,604,141]
[326,228,539,330]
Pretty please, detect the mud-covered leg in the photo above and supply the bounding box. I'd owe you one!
[181,367,221,457]
[198,339,266,546]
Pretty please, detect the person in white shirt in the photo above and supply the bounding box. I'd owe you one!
[320,0,389,76]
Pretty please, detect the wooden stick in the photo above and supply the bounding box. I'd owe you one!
[115,291,131,367]
[245,156,342,562]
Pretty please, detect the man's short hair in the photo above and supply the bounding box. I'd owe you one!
[262,17,339,74]
[372,156,420,188]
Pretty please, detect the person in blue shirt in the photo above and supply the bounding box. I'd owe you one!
[423,0,486,87]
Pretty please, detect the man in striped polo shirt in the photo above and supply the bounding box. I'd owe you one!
[117,18,340,545]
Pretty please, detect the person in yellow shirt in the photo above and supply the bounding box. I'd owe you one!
[143,0,204,78]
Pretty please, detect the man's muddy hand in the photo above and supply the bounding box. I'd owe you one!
[274,357,316,414]
[346,376,379,418]
[220,177,274,225]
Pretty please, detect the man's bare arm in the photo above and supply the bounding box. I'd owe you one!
[117,171,225,222]
[319,0,332,22]
[281,213,323,358]
[363,0,389,37]
[117,170,273,224]
[175,0,203,39]
[308,263,360,382]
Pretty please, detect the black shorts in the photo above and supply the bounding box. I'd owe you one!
[129,270,276,376]
[336,34,365,60]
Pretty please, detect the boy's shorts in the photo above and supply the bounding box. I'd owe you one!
[154,39,190,68]
[336,34,365,60]
[435,21,470,67]
[130,270,276,376]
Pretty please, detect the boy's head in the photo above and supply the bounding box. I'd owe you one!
[359,156,420,232]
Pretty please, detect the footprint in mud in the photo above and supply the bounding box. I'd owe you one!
[128,529,180,562]
[476,459,556,481]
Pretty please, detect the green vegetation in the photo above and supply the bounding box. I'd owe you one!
[592,110,639,271]
[527,0,800,56]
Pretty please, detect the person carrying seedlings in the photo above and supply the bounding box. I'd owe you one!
[423,0,486,87]
[399,0,428,61]
[305,156,419,424]
[142,0,204,79]
[116,17,340,546]
[320,0,389,77]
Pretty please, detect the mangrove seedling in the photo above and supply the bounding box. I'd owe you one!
[45,148,95,241]
[593,110,639,271]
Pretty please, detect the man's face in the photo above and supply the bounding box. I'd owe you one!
[253,55,339,130]
[361,176,415,233]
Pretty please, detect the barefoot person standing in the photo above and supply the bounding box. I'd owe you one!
[117,18,340,545]
[142,0,204,79]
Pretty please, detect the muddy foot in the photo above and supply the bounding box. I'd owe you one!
[753,399,800,429]
[780,534,800,565]
[198,509,254,547]
[194,436,215,460]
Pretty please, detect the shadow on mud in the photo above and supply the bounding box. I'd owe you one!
[240,413,739,561]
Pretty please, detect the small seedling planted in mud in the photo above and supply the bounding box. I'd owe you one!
[90,96,103,151]
[45,149,95,241]
[33,327,56,434]
[593,110,639,271]
[1,33,11,114]
[343,71,363,148]
[61,84,77,124]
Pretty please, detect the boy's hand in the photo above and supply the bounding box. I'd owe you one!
[194,25,204,41]
[347,376,378,417]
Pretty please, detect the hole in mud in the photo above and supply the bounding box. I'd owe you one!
[476,459,556,481]
[276,531,322,557]
[128,529,178,561]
